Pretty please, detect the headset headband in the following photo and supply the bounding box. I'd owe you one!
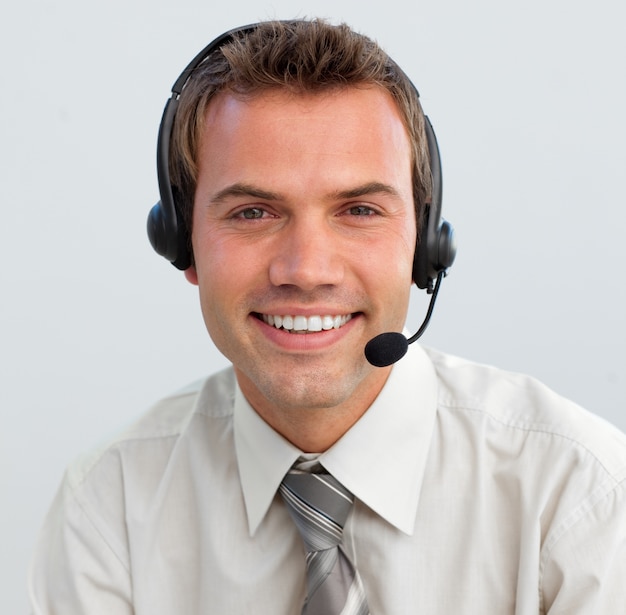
[147,21,456,290]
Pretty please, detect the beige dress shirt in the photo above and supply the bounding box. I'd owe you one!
[29,344,626,613]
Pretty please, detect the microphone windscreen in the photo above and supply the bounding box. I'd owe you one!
[364,332,409,367]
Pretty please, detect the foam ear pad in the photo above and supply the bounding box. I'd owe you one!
[147,201,169,259]
[170,211,192,271]
[146,196,192,271]
[412,205,435,290]
[436,220,457,272]
[412,213,457,291]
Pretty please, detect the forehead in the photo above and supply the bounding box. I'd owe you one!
[198,87,413,182]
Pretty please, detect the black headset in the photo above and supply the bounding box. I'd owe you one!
[147,22,456,292]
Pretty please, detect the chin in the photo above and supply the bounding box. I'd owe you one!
[241,360,370,413]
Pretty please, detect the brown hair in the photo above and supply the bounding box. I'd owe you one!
[170,19,432,235]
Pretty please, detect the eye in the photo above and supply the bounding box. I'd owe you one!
[235,207,267,220]
[347,205,377,216]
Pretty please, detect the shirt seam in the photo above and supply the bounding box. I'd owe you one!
[70,388,233,491]
[438,398,626,481]
[439,398,626,613]
[70,481,133,576]
[536,474,626,612]
[67,409,237,555]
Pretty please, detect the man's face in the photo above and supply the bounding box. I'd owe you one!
[186,86,416,421]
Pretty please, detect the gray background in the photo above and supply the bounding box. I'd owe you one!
[2,0,624,611]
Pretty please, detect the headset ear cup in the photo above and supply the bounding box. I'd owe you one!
[171,200,192,270]
[413,212,457,291]
[413,205,433,291]
[436,220,457,271]
[146,192,193,270]
[147,201,169,258]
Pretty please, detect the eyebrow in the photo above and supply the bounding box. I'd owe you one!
[210,181,401,205]
[330,182,401,200]
[211,183,281,204]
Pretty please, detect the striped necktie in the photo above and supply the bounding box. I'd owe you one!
[279,466,370,615]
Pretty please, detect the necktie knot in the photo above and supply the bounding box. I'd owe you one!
[280,470,354,552]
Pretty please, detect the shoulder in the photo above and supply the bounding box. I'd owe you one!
[66,366,237,492]
[422,346,626,479]
[45,366,237,561]
[421,346,626,583]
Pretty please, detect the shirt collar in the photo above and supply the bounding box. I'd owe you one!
[234,342,438,537]
[234,386,301,536]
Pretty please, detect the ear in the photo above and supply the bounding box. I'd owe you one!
[184,265,199,286]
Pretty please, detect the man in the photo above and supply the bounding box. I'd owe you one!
[29,20,626,614]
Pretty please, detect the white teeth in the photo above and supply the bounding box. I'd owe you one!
[261,313,352,333]
[293,315,307,331]
[308,316,323,332]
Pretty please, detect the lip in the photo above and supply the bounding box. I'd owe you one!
[251,311,361,352]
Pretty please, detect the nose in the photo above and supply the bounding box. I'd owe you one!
[268,218,345,291]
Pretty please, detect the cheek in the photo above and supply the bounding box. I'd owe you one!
[355,230,415,318]
[192,230,239,290]
[194,265,243,356]
[385,224,417,279]
[193,236,264,317]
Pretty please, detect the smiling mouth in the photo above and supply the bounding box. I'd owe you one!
[258,313,354,333]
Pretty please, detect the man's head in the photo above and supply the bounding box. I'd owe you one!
[152,19,446,451]
[168,19,432,244]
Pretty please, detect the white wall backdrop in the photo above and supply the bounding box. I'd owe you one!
[2,0,624,611]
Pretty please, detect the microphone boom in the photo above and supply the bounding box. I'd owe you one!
[364,271,445,368]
